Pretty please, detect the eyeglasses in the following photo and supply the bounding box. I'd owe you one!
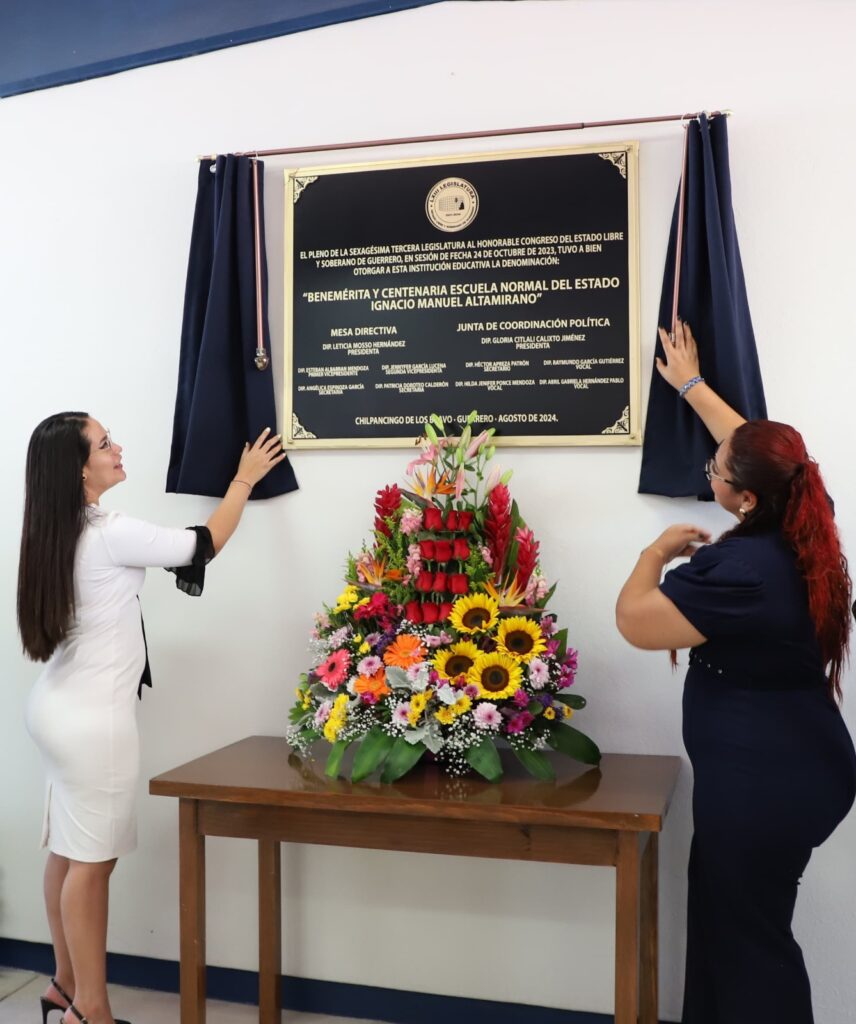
[704,456,734,486]
[96,430,114,452]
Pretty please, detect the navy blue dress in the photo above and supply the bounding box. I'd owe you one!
[660,532,856,1024]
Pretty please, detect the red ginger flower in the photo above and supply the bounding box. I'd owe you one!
[374,484,402,537]
[484,483,512,575]
[514,526,540,591]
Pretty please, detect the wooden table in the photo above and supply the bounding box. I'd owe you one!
[150,736,681,1024]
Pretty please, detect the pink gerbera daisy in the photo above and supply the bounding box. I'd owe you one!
[315,648,350,690]
[473,703,502,730]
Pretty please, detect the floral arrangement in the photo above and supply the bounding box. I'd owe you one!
[287,412,600,782]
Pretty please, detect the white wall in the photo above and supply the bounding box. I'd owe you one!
[1,2,855,1020]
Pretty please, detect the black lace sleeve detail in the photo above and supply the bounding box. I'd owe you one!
[166,525,215,596]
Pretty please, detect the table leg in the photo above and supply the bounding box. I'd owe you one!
[615,830,640,1024]
[179,798,206,1024]
[639,832,659,1024]
[258,840,282,1024]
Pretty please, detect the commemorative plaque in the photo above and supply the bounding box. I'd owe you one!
[284,143,640,448]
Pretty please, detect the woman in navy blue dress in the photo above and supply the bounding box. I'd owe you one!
[616,320,855,1024]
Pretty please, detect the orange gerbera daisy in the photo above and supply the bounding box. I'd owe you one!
[383,633,426,668]
[354,669,391,700]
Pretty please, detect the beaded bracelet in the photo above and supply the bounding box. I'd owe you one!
[679,375,704,399]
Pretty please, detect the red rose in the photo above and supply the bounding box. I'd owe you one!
[449,573,469,594]
[421,603,439,623]
[419,539,436,559]
[424,507,444,531]
[416,571,433,593]
[438,602,454,620]
[456,510,474,531]
[445,510,459,531]
[405,601,423,623]
[434,540,453,562]
[453,538,470,560]
[432,572,448,592]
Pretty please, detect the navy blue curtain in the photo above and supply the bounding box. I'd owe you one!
[639,114,766,499]
[167,155,298,500]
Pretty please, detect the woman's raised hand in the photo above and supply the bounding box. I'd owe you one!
[656,318,701,391]
[235,428,287,487]
[646,524,712,563]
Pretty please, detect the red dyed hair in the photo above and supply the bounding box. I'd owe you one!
[725,420,851,700]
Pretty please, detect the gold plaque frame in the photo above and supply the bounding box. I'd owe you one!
[284,141,641,449]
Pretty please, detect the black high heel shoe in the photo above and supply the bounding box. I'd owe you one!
[63,1003,131,1024]
[40,978,73,1024]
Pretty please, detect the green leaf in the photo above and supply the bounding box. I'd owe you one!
[288,703,307,725]
[325,740,351,779]
[537,583,557,609]
[554,693,587,710]
[380,738,427,782]
[350,727,396,782]
[554,627,568,660]
[527,700,544,716]
[425,423,438,445]
[300,728,321,743]
[512,746,555,781]
[546,724,601,765]
[465,737,503,781]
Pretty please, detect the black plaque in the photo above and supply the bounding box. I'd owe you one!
[284,144,639,447]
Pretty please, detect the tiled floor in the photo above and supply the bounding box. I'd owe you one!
[0,970,384,1024]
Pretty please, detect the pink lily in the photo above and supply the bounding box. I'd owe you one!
[466,430,490,460]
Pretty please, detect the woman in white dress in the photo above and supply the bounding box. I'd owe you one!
[18,412,286,1024]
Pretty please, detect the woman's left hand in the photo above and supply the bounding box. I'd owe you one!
[646,524,712,563]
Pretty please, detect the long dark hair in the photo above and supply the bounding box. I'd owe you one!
[724,420,851,700]
[17,412,91,661]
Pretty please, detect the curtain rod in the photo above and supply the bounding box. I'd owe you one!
[198,109,732,161]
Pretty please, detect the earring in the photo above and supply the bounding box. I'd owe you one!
[739,507,746,516]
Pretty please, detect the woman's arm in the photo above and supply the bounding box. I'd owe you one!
[206,428,287,554]
[656,319,746,444]
[616,525,710,650]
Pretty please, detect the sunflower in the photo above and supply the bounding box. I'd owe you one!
[467,651,523,701]
[434,640,480,680]
[449,594,499,634]
[496,616,547,663]
[383,633,426,668]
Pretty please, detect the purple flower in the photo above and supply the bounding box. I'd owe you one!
[358,655,383,676]
[464,684,480,699]
[365,632,382,647]
[545,638,560,657]
[513,688,529,708]
[313,701,333,726]
[540,615,558,636]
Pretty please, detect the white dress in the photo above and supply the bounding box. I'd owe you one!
[25,508,199,862]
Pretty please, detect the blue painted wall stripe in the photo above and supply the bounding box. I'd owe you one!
[0,938,671,1024]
